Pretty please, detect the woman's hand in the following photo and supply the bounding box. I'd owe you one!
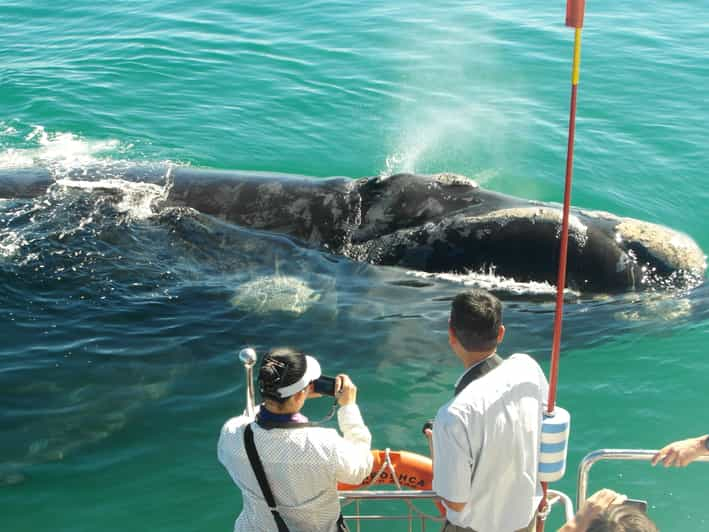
[335,374,357,406]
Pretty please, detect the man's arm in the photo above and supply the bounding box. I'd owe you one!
[442,499,467,512]
[424,426,466,512]
[430,412,477,512]
[651,434,709,467]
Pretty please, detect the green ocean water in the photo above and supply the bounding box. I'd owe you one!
[1,1,708,531]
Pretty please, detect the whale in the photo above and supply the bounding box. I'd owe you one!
[0,165,705,293]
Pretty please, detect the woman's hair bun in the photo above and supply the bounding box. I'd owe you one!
[257,348,307,402]
[259,362,282,385]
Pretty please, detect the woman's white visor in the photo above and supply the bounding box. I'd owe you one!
[276,355,322,398]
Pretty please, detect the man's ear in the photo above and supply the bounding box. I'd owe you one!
[497,324,506,344]
[448,325,458,348]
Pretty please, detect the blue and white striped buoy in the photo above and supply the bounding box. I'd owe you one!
[538,406,571,482]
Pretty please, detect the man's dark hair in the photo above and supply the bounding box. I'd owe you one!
[449,289,502,352]
[586,505,658,532]
[258,347,307,403]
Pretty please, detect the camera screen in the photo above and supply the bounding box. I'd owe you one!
[313,376,336,396]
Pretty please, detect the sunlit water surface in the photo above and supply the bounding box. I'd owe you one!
[2,1,709,530]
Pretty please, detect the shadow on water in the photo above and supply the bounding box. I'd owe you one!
[1,181,706,486]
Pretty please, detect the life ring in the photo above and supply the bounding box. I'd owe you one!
[338,449,445,516]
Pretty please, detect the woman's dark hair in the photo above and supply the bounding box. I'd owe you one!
[258,347,307,403]
[449,289,502,352]
[586,505,658,532]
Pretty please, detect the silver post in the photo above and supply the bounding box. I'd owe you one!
[239,348,257,417]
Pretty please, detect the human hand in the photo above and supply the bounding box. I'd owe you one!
[421,420,434,458]
[558,489,627,532]
[335,374,357,406]
[424,428,434,459]
[651,435,709,467]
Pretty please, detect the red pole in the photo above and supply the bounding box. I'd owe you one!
[537,3,585,530]
[566,0,586,29]
[547,45,580,414]
[549,0,585,417]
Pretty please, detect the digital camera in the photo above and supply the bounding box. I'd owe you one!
[313,375,337,396]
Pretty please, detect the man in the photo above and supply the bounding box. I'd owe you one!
[426,289,549,532]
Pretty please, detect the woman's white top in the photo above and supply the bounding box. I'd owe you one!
[218,404,373,532]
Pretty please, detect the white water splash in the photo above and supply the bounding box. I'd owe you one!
[0,125,121,171]
[0,148,35,169]
[405,269,578,299]
[231,275,322,315]
[53,173,171,220]
[0,229,28,258]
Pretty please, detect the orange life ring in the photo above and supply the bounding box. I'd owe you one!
[338,449,445,515]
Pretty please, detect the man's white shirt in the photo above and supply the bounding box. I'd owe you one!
[433,353,549,532]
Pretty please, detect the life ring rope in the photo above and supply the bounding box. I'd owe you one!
[360,447,394,489]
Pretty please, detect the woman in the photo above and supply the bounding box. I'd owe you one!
[218,348,373,532]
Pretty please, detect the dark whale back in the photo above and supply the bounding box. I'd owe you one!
[0,166,704,293]
[169,169,359,252]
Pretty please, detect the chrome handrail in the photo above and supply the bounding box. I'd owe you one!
[576,448,709,508]
[239,347,257,417]
[339,488,574,529]
[547,489,575,523]
[341,489,439,501]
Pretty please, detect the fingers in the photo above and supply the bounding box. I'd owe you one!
[611,492,627,506]
[663,451,678,468]
[574,489,626,529]
[651,447,666,466]
[423,428,434,459]
[336,374,353,393]
[665,450,679,467]
[336,373,357,406]
[652,443,677,467]
[585,489,624,514]
[652,446,685,468]
[587,488,625,507]
[652,437,707,468]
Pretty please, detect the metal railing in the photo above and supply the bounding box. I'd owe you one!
[239,348,257,417]
[338,489,574,531]
[340,489,442,532]
[576,448,709,509]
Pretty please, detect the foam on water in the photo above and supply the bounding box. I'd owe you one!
[52,175,171,221]
[405,268,575,299]
[0,229,28,259]
[0,125,122,172]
